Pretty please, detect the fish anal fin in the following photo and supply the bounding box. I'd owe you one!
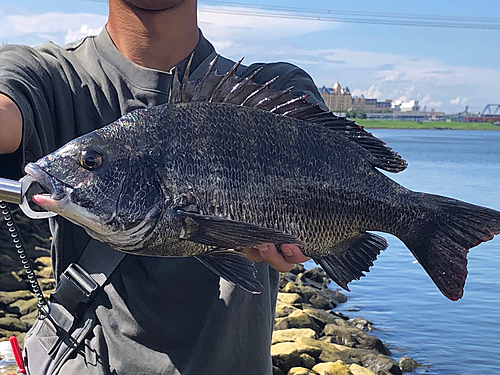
[315,232,388,291]
[196,250,262,294]
[177,210,303,249]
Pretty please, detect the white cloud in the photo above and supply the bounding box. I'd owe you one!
[199,5,337,54]
[450,97,468,106]
[351,84,382,99]
[65,24,103,45]
[0,10,106,45]
[426,101,443,108]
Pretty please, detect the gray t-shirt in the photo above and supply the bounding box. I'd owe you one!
[0,28,324,374]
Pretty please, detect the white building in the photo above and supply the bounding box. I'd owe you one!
[392,100,420,112]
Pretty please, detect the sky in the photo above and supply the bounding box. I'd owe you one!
[0,0,499,114]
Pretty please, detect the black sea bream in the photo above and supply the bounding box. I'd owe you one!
[25,56,500,299]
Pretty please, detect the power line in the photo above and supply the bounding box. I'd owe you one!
[199,1,500,30]
[201,1,500,23]
[82,0,500,30]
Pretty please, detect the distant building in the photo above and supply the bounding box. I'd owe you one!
[319,82,352,112]
[319,81,391,113]
[366,108,446,121]
[392,100,420,112]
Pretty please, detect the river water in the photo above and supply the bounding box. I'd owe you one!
[330,129,500,375]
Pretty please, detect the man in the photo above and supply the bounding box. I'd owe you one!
[0,0,322,373]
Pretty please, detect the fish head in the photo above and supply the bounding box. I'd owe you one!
[25,114,165,250]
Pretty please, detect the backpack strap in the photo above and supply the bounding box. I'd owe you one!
[34,240,126,355]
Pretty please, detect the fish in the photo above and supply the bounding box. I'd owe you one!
[25,56,500,300]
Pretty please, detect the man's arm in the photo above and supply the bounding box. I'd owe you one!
[0,94,22,154]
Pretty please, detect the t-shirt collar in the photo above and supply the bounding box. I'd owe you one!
[93,26,216,91]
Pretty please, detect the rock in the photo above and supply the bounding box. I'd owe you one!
[348,318,373,332]
[0,254,18,271]
[303,308,340,326]
[0,316,30,332]
[35,266,53,279]
[275,310,321,333]
[300,353,317,369]
[273,328,317,344]
[296,273,327,290]
[276,301,300,318]
[39,278,56,291]
[330,318,351,327]
[303,268,327,284]
[0,272,28,292]
[361,354,402,375]
[309,293,334,310]
[0,309,4,318]
[272,342,302,372]
[398,356,420,372]
[288,367,320,375]
[0,290,35,306]
[320,289,348,304]
[34,256,52,269]
[282,283,319,301]
[297,337,379,365]
[301,303,315,310]
[278,292,303,306]
[0,328,17,340]
[20,309,39,325]
[349,363,376,375]
[6,297,38,315]
[272,342,322,373]
[313,360,353,375]
[322,324,391,355]
[290,264,306,275]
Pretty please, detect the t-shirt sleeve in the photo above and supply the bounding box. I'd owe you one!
[243,61,328,111]
[0,44,57,179]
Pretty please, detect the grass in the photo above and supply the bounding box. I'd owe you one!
[354,119,500,130]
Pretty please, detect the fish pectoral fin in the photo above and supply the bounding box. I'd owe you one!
[177,210,302,248]
[196,250,262,294]
[314,232,388,291]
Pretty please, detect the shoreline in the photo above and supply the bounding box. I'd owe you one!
[355,119,500,131]
[273,265,419,374]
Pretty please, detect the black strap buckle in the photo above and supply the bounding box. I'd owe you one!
[51,263,99,318]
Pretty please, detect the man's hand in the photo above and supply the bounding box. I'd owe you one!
[0,94,22,155]
[238,244,310,272]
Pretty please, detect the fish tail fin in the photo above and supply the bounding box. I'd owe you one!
[401,193,500,301]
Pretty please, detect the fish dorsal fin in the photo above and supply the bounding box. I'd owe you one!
[170,55,407,173]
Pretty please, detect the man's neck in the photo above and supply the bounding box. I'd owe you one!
[107,0,199,72]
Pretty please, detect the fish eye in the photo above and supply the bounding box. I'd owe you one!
[79,149,103,170]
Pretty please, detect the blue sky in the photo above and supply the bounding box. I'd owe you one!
[1,0,499,113]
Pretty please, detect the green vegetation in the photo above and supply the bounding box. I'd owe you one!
[346,110,367,119]
[354,119,500,130]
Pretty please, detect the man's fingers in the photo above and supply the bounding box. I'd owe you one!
[280,244,311,264]
[238,247,264,262]
[237,243,310,273]
[255,243,294,272]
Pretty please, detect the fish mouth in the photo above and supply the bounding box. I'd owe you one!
[24,163,70,209]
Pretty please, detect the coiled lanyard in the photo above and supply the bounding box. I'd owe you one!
[0,175,57,314]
